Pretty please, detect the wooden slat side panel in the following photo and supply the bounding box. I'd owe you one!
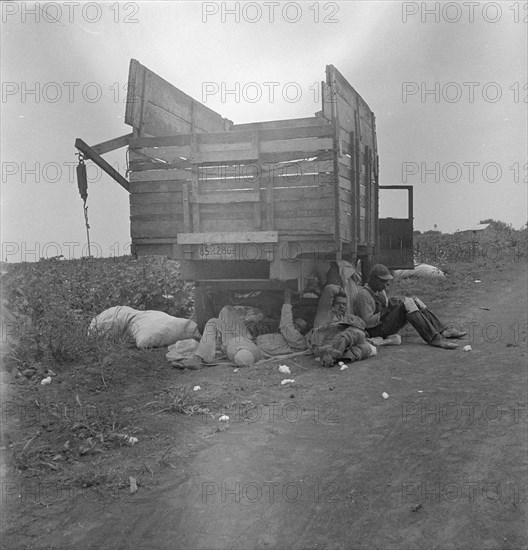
[125,59,232,136]
[130,191,182,205]
[143,103,192,137]
[131,220,183,238]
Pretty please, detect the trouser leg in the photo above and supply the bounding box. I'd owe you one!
[368,303,408,339]
[195,319,221,362]
[419,308,447,334]
[405,310,443,344]
[334,327,373,362]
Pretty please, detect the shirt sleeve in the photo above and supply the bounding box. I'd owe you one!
[353,289,381,329]
[279,304,307,350]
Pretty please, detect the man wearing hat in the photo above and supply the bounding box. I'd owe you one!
[353,264,466,350]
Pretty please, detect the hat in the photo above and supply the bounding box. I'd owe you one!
[370,264,393,281]
[226,338,262,365]
[234,349,256,367]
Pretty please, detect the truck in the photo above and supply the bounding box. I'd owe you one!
[75,60,413,328]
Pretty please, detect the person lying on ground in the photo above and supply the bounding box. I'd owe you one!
[353,264,467,350]
[183,290,309,368]
[308,291,377,367]
[182,305,263,369]
[256,289,309,356]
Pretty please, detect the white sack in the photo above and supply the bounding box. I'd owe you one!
[89,306,198,348]
[393,263,445,280]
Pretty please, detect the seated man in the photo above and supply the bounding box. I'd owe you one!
[308,291,377,367]
[353,264,466,350]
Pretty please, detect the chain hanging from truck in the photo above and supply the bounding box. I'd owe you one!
[76,152,92,257]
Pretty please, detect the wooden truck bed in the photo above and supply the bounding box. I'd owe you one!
[125,61,383,270]
[75,60,413,280]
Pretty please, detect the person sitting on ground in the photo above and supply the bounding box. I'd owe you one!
[353,264,467,350]
[308,291,377,367]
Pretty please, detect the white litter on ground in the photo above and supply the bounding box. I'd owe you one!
[40,377,52,386]
[463,345,472,352]
[382,392,389,399]
[193,385,201,391]
[340,364,348,371]
[278,365,291,374]
[218,414,230,431]
[281,379,295,386]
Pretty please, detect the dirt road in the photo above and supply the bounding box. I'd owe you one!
[3,261,527,549]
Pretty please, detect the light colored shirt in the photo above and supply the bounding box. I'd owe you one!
[353,285,388,329]
[256,304,307,356]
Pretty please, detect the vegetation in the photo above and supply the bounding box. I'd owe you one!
[1,255,194,368]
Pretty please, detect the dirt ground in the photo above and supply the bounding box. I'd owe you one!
[1,260,527,550]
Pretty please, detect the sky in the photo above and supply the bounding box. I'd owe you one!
[1,1,527,262]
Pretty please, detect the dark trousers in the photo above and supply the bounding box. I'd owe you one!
[367,303,446,344]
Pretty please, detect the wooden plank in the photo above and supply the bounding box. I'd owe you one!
[260,137,333,154]
[199,203,254,220]
[190,135,200,232]
[128,154,192,172]
[326,65,342,260]
[132,144,193,163]
[131,220,182,238]
[259,150,333,165]
[130,191,182,205]
[275,197,334,213]
[143,104,192,136]
[275,216,334,233]
[192,191,260,204]
[130,180,186,194]
[177,231,279,244]
[197,179,334,196]
[75,138,130,192]
[195,149,260,164]
[252,131,261,230]
[129,134,191,149]
[127,124,333,150]
[130,203,182,217]
[92,133,132,155]
[266,174,274,230]
[182,184,191,232]
[125,59,232,136]
[232,117,322,131]
[130,168,192,182]
[273,185,334,201]
[131,211,182,221]
[133,238,177,244]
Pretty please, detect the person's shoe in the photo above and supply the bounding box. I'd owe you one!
[431,336,459,350]
[441,328,467,339]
